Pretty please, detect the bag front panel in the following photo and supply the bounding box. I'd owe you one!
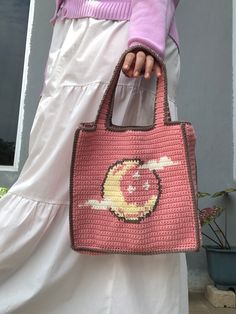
[70,122,200,254]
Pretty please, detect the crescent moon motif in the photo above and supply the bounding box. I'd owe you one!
[102,159,161,222]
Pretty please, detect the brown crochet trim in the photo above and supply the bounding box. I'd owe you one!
[75,245,200,255]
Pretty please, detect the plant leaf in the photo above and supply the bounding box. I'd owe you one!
[224,188,236,194]
[211,191,226,197]
[0,187,8,198]
[197,191,211,198]
[211,188,236,198]
[199,206,224,225]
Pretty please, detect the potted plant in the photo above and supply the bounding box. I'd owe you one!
[198,188,236,290]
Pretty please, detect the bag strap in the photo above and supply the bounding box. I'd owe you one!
[95,45,171,131]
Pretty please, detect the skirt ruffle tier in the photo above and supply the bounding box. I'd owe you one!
[0,17,188,314]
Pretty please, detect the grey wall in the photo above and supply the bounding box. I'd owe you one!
[176,0,236,290]
[0,0,235,291]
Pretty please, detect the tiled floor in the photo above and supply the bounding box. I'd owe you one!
[189,293,236,314]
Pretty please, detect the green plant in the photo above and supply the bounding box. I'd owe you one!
[0,187,8,199]
[198,188,236,249]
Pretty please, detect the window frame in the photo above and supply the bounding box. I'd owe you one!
[233,0,236,180]
[0,0,35,172]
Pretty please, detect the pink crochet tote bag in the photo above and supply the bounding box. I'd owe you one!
[70,46,201,255]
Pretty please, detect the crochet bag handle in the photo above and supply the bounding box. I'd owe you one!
[95,45,171,130]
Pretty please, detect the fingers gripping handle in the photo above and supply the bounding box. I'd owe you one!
[96,45,171,130]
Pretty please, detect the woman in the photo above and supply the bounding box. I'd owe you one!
[0,1,188,313]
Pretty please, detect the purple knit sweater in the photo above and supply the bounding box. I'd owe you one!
[50,0,180,60]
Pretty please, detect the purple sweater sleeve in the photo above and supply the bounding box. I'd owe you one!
[128,0,180,60]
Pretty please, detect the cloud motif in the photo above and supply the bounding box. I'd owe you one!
[141,156,179,170]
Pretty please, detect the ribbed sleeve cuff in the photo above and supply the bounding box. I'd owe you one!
[128,40,164,61]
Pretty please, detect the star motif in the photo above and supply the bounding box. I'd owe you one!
[143,180,150,191]
[133,171,141,179]
[127,185,136,194]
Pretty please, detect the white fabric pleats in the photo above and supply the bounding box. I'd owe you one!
[0,18,188,314]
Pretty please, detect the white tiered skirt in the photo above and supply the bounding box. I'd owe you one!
[0,17,188,314]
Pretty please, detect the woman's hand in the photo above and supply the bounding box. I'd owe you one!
[122,50,161,79]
